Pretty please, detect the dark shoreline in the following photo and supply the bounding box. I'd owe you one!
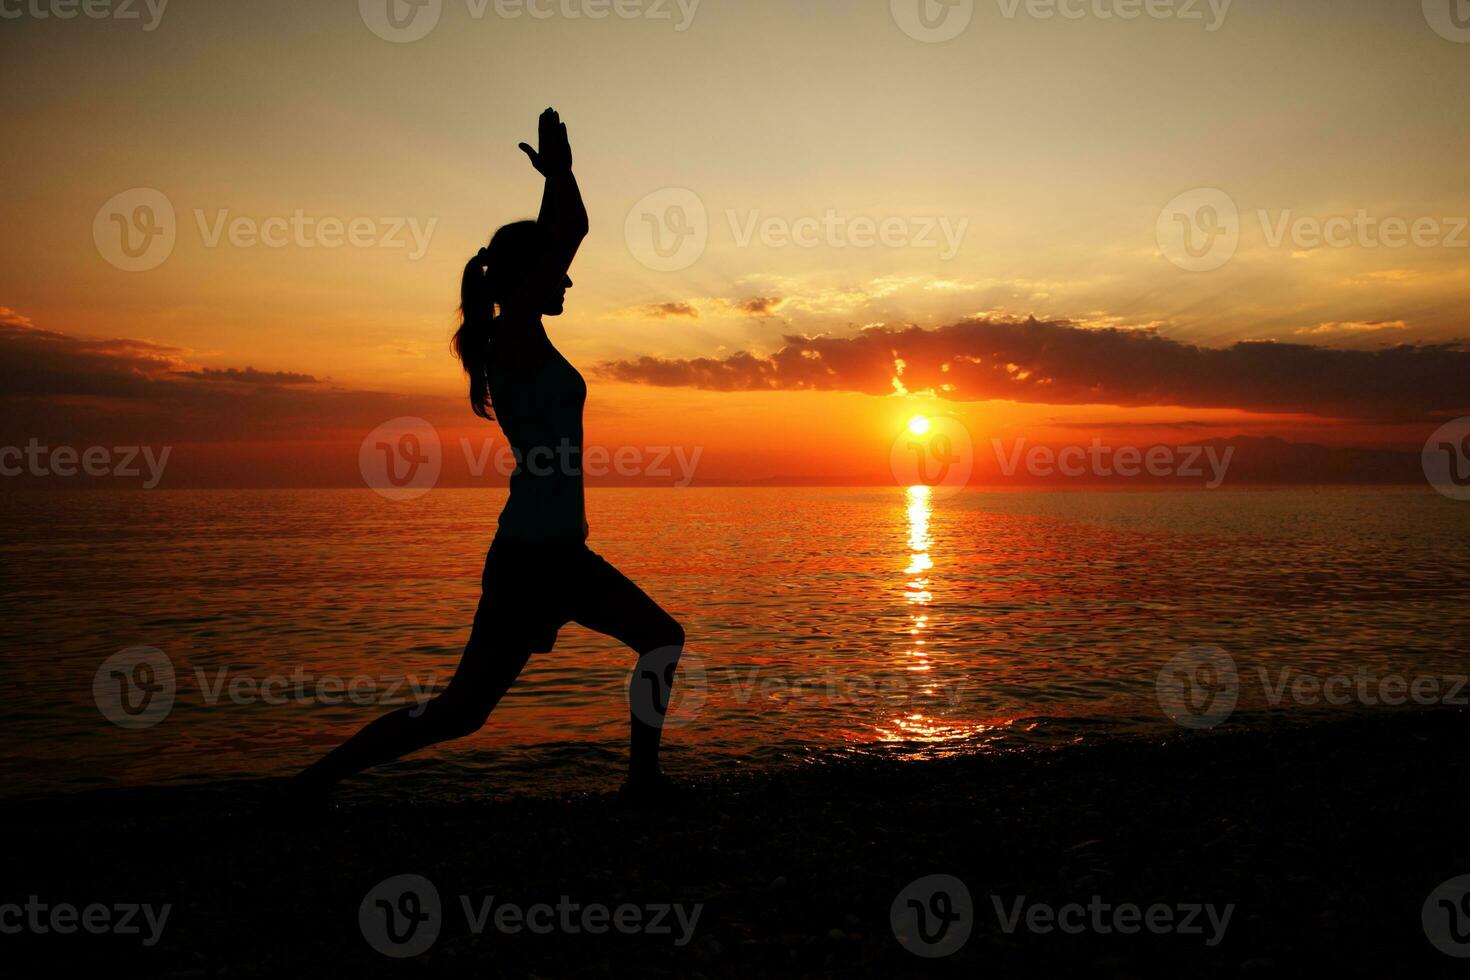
[8,708,1469,976]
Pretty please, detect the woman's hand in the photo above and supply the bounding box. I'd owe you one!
[518,107,572,177]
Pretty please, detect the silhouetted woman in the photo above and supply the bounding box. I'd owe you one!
[295,109,684,798]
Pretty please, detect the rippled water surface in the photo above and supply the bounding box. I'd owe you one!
[2,487,1467,797]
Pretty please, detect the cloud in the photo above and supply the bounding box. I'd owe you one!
[0,307,35,329]
[171,367,323,385]
[0,315,191,400]
[626,296,788,320]
[635,302,700,319]
[0,313,454,446]
[1294,320,1407,336]
[732,296,784,317]
[599,316,1470,421]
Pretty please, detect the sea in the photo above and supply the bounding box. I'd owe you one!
[2,486,1467,798]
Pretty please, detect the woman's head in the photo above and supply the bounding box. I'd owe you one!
[451,220,573,418]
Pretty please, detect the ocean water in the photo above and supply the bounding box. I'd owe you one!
[2,486,1467,798]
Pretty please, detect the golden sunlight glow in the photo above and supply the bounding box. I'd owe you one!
[902,484,933,671]
[872,485,989,750]
[907,416,931,436]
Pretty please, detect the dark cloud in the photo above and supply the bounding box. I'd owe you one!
[599,317,1470,421]
[734,296,784,317]
[0,316,188,399]
[171,367,322,385]
[0,315,452,446]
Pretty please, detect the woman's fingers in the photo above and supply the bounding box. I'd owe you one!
[517,142,543,173]
[524,109,569,172]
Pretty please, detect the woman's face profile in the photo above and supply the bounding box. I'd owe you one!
[541,274,572,316]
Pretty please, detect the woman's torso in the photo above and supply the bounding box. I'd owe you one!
[489,325,589,541]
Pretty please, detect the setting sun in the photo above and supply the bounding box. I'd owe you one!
[907,416,931,436]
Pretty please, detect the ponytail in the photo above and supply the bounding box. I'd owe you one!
[452,248,495,419]
[451,220,543,421]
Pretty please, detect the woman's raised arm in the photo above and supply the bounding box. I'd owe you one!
[518,107,588,290]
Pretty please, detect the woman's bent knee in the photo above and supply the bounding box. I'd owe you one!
[423,693,491,739]
[641,615,683,655]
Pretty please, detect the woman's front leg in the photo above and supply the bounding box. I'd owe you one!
[569,553,686,782]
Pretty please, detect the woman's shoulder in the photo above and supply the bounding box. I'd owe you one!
[490,323,555,380]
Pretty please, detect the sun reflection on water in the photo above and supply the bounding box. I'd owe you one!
[872,485,988,749]
[903,485,934,671]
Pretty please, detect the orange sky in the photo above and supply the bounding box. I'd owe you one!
[2,1,1468,487]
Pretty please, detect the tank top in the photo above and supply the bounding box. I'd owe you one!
[489,331,589,541]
